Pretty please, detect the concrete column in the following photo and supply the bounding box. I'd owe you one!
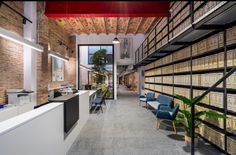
[23,2,37,106]
[138,66,144,95]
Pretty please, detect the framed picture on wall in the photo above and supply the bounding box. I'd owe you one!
[52,57,64,81]
[119,38,133,59]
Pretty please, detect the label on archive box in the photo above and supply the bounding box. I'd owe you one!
[227,136,236,155]
[227,94,236,112]
[226,116,236,135]
[209,92,223,108]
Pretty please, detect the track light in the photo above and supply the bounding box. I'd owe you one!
[0,27,43,52]
[48,50,69,62]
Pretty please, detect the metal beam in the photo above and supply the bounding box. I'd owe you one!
[45,1,169,17]
[135,17,144,34]
[125,17,131,35]
[171,41,192,45]
[197,24,225,30]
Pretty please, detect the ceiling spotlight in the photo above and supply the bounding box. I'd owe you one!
[112,37,120,44]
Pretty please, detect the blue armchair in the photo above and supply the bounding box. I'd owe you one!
[147,94,173,110]
[155,104,179,134]
[139,92,155,107]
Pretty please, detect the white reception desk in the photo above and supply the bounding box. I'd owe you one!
[0,90,95,155]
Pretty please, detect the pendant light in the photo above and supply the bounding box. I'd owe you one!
[112,36,120,44]
[113,19,120,44]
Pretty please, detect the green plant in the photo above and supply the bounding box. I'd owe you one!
[92,49,107,84]
[175,95,226,137]
[96,83,111,98]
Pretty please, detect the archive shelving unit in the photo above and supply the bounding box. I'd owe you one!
[135,1,236,155]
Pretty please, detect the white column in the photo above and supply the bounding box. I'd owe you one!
[23,2,37,106]
[75,35,79,90]
[114,41,119,100]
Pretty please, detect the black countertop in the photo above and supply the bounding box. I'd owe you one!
[49,94,78,102]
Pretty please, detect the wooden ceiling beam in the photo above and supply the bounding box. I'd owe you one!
[104,17,107,34]
[145,17,157,34]
[116,17,119,35]
[76,18,87,34]
[135,17,144,34]
[65,18,78,34]
[125,17,131,35]
[91,17,98,34]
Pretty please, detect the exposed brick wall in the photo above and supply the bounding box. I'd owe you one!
[0,2,24,103]
[0,2,76,105]
[37,2,76,105]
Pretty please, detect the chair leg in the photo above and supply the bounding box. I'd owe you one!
[100,105,103,113]
[146,102,148,109]
[172,121,177,134]
[157,118,160,129]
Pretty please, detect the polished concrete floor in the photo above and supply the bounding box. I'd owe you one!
[67,86,223,155]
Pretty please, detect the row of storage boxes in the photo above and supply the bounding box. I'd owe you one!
[198,124,236,154]
[146,83,236,112]
[145,83,236,112]
[138,2,228,64]
[146,71,236,90]
[144,36,236,72]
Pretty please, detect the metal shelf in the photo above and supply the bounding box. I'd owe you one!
[145,42,236,72]
[145,66,236,78]
[145,81,236,94]
[197,134,226,154]
[135,1,236,66]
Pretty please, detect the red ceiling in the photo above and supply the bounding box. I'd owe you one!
[45,1,169,17]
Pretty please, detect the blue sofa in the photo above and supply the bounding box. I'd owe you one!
[147,94,173,110]
[139,92,155,106]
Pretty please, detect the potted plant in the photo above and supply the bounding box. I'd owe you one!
[175,95,226,147]
[96,83,111,98]
[91,49,107,84]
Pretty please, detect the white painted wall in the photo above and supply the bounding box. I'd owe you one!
[76,33,145,65]
[76,33,145,99]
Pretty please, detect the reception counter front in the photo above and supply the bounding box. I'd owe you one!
[0,90,95,155]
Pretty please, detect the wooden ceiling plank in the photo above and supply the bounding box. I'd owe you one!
[104,17,107,34]
[125,17,131,35]
[145,17,157,34]
[76,18,88,34]
[91,17,98,34]
[116,17,119,35]
[135,17,144,34]
[64,18,77,34]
